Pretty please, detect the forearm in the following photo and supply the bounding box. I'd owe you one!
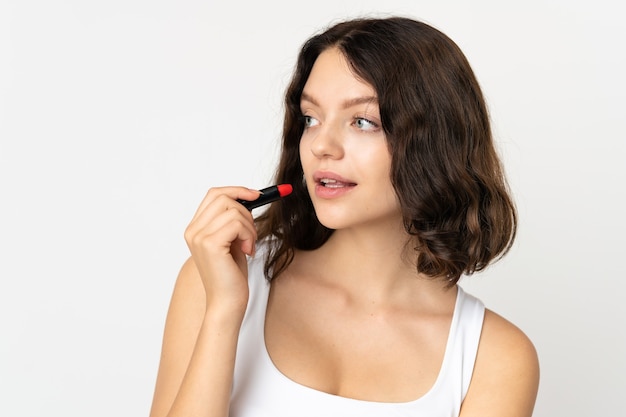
[152,187,257,417]
[165,310,242,417]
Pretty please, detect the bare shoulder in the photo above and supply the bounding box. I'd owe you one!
[170,257,206,315]
[460,309,540,417]
[149,257,205,417]
[160,257,206,336]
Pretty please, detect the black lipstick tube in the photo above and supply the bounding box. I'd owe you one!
[237,184,293,211]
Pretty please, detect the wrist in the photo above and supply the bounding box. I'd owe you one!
[203,301,247,331]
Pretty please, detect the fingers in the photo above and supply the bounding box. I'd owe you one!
[185,187,261,257]
[190,187,261,223]
[189,208,257,257]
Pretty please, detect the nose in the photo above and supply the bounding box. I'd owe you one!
[309,123,344,160]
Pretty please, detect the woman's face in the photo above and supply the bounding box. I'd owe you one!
[299,47,401,231]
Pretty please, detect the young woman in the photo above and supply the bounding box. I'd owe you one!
[149,16,539,417]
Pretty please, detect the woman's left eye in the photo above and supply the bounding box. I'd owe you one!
[354,117,379,131]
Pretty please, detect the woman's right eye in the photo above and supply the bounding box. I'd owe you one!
[302,115,319,128]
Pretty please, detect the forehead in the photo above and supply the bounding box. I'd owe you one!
[301,47,377,103]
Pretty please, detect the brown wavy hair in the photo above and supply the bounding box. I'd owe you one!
[256,16,517,284]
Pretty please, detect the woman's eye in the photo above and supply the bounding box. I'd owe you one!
[354,117,379,131]
[302,115,319,128]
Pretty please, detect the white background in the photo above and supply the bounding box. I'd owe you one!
[1,0,624,416]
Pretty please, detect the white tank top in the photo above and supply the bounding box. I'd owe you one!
[230,245,485,417]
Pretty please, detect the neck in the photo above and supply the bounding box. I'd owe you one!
[299,222,449,303]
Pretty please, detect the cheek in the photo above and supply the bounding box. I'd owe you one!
[298,140,308,170]
[354,144,393,180]
[299,140,315,192]
[299,137,305,158]
[365,148,396,204]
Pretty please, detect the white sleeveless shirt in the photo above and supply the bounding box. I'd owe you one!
[230,245,485,417]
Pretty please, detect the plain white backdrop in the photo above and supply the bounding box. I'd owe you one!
[1,0,624,416]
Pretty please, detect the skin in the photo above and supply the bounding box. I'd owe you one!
[149,48,539,417]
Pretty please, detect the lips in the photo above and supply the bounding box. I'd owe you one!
[313,171,357,187]
[319,178,354,188]
[312,171,357,199]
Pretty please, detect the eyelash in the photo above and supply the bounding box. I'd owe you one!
[353,117,379,131]
[300,115,380,131]
[301,115,318,128]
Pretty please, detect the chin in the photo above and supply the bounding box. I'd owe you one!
[310,202,350,230]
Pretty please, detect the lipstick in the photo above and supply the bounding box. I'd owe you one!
[237,184,293,211]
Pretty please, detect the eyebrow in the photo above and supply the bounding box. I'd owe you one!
[300,92,378,110]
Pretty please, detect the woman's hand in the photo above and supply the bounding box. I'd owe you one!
[183,186,261,321]
[150,186,262,417]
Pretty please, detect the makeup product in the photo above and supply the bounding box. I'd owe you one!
[238,184,293,211]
